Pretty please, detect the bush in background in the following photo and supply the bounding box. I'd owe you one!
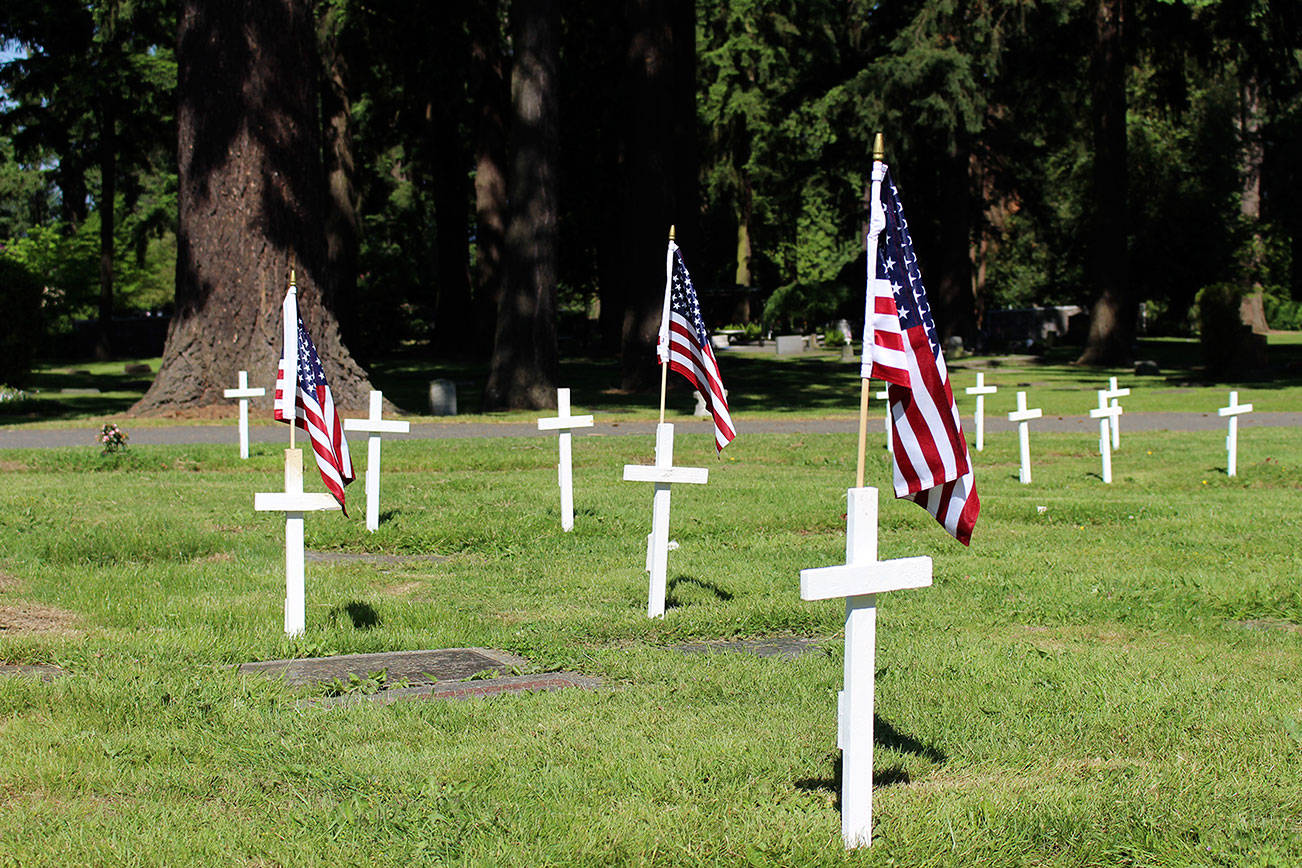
[0,256,43,385]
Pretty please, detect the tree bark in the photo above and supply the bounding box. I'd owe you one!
[319,5,362,356]
[95,99,116,361]
[1077,0,1133,365]
[483,0,560,410]
[133,0,374,415]
[470,0,509,355]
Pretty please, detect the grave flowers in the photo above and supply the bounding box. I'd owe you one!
[99,422,128,455]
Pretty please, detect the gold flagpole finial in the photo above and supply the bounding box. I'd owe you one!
[872,132,885,162]
[668,224,676,242]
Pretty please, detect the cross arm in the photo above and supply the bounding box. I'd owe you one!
[224,387,266,399]
[254,492,341,513]
[800,556,932,601]
[1218,404,1253,416]
[343,419,410,434]
[622,464,708,485]
[538,414,595,431]
[1008,408,1042,422]
[1089,406,1122,420]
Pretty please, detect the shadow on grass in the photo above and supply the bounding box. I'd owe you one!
[327,601,380,630]
[665,574,734,609]
[794,715,946,800]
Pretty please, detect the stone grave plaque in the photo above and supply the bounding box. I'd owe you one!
[239,647,529,687]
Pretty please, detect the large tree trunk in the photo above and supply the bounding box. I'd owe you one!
[430,98,475,357]
[483,0,560,410]
[319,4,362,357]
[470,0,509,355]
[95,101,116,362]
[134,0,374,415]
[932,140,975,343]
[618,0,696,392]
[1077,0,1132,365]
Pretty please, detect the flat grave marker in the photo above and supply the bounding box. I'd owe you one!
[343,390,410,532]
[964,372,998,451]
[537,388,594,531]
[1218,390,1253,477]
[1089,390,1123,484]
[1007,390,1043,484]
[622,423,708,618]
[800,486,932,849]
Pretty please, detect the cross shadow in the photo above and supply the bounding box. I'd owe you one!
[378,508,402,524]
[793,714,946,804]
[665,574,734,609]
[327,601,380,630]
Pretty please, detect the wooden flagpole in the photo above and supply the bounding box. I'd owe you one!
[855,133,887,488]
[287,263,296,451]
[658,225,675,426]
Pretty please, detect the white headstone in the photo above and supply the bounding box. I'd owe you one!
[537,388,594,531]
[1007,390,1043,484]
[1218,390,1253,477]
[428,379,457,416]
[343,390,410,532]
[964,373,998,452]
[222,370,265,460]
[800,487,932,849]
[1101,376,1131,450]
[1089,390,1123,484]
[622,423,708,618]
[254,448,340,636]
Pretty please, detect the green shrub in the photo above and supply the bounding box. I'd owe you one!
[0,256,43,385]
[1264,292,1302,331]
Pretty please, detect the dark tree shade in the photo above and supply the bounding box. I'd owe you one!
[134,0,374,413]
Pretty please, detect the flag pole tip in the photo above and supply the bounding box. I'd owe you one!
[872,132,885,162]
[668,224,676,241]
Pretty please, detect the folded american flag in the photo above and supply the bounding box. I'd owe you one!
[274,296,354,512]
[866,170,979,545]
[659,240,736,452]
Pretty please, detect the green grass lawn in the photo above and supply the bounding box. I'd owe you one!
[1,422,1300,864]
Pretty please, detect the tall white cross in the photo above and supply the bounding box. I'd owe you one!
[254,448,340,636]
[222,370,265,460]
[1218,390,1253,477]
[1007,390,1043,484]
[800,487,932,849]
[622,423,708,618]
[343,390,410,532]
[965,372,998,452]
[537,388,595,531]
[875,387,892,450]
[1089,390,1122,484]
[1101,376,1130,451]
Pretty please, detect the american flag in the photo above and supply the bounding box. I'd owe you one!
[274,309,354,512]
[660,241,736,452]
[866,169,979,545]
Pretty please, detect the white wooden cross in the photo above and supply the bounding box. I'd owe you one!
[537,388,594,531]
[254,448,340,636]
[1218,390,1253,477]
[875,387,891,450]
[1101,376,1130,450]
[1089,390,1123,484]
[800,487,932,849]
[343,390,410,532]
[1007,390,1043,484]
[622,423,708,618]
[222,370,265,460]
[964,372,998,452]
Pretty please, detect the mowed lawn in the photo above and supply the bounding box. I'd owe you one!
[1,422,1300,865]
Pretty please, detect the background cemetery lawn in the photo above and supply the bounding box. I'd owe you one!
[4,333,1302,426]
[1,421,1300,865]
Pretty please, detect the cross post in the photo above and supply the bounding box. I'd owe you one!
[254,448,340,635]
[965,372,998,452]
[874,387,891,451]
[800,487,932,848]
[537,388,594,531]
[222,370,265,459]
[1089,390,1122,484]
[1007,390,1043,484]
[1218,390,1253,477]
[1101,376,1131,451]
[622,423,708,618]
[342,390,410,532]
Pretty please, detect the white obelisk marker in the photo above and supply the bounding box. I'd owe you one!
[622,423,708,618]
[1007,390,1043,484]
[1218,390,1253,477]
[254,448,340,636]
[965,372,998,451]
[343,390,409,532]
[1101,376,1130,450]
[800,487,932,849]
[874,388,891,450]
[1089,390,1122,484]
[537,388,594,531]
[223,370,265,459]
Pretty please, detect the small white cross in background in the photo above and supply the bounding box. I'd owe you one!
[964,372,998,451]
[1218,390,1253,477]
[254,448,340,636]
[223,370,265,459]
[1007,391,1043,484]
[537,388,594,531]
[1101,376,1130,450]
[343,390,410,532]
[1089,390,1123,484]
[622,423,708,618]
[800,486,932,849]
